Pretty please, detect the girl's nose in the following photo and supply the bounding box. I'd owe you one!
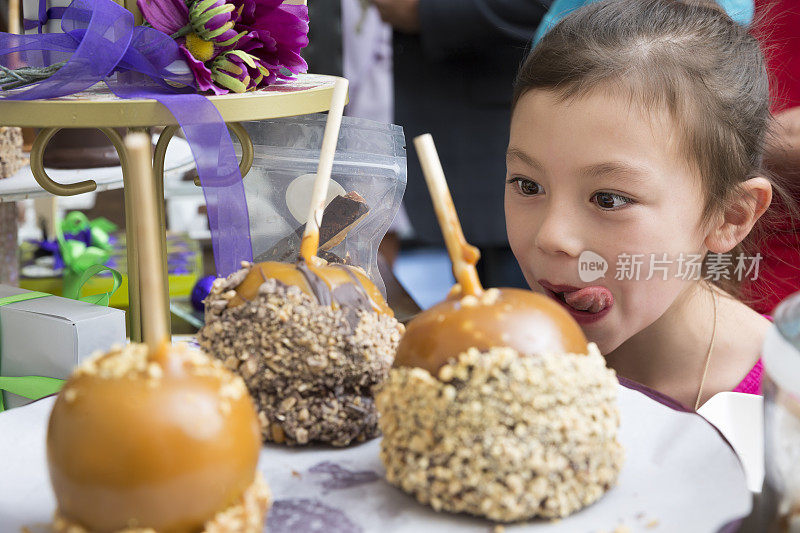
[534,203,584,258]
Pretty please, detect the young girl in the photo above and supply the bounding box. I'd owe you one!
[504,0,792,409]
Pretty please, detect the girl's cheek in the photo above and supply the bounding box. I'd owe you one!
[609,266,694,336]
[504,198,535,263]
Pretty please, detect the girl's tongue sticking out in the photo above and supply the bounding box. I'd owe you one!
[563,286,614,314]
[538,280,614,324]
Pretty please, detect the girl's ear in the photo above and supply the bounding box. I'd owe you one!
[705,177,772,254]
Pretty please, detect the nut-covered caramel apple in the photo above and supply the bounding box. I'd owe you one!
[47,343,269,533]
[375,134,623,523]
[200,82,403,447]
[395,286,588,375]
[49,133,271,533]
[198,258,403,447]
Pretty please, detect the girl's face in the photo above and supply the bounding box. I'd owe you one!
[506,89,710,353]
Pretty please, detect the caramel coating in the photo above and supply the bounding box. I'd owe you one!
[47,343,262,533]
[394,288,588,375]
[228,260,392,316]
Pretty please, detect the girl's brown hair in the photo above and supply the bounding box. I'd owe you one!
[512,0,797,303]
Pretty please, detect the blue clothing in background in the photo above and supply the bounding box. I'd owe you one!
[532,0,755,45]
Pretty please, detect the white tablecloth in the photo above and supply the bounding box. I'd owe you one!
[0,385,751,532]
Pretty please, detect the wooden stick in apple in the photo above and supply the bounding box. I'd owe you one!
[413,133,483,297]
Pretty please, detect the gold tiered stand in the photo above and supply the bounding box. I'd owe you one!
[0,73,344,341]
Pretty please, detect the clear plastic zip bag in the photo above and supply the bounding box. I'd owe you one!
[240,114,406,296]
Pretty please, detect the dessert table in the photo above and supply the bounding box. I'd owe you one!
[0,384,752,532]
[0,74,345,342]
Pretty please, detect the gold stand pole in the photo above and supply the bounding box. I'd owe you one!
[29,127,163,341]
[29,122,258,340]
[8,0,20,35]
[125,132,169,348]
[152,126,178,325]
[124,126,154,340]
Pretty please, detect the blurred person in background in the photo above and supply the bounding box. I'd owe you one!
[342,0,393,125]
[342,0,412,267]
[373,0,553,288]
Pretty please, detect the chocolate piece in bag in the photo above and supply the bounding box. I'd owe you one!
[256,191,369,263]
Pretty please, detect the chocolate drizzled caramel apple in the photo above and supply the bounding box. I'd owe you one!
[376,135,623,522]
[46,134,270,533]
[198,257,403,446]
[198,80,403,447]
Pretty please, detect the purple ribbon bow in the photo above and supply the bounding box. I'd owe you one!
[1,0,253,277]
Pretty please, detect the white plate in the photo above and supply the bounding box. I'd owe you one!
[0,385,750,532]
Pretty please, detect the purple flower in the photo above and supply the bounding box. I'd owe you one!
[210,50,270,92]
[190,0,247,46]
[232,0,308,78]
[179,45,228,95]
[138,0,308,94]
[137,0,189,36]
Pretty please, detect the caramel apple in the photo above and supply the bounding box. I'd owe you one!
[199,80,403,447]
[48,343,269,533]
[46,134,271,533]
[375,134,623,522]
[198,258,403,447]
[395,286,588,375]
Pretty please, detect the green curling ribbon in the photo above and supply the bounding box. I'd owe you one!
[60,211,90,235]
[0,292,65,413]
[63,263,123,306]
[58,212,121,302]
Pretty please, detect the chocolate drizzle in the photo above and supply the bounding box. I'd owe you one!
[332,264,373,310]
[296,261,333,308]
[295,260,377,327]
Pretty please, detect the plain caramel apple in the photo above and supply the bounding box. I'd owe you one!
[47,343,261,533]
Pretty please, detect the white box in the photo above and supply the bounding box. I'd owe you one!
[0,285,126,409]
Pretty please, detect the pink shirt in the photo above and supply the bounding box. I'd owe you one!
[732,359,763,395]
[727,314,770,396]
[620,315,770,410]
[620,360,763,414]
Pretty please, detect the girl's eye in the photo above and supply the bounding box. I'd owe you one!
[507,177,543,196]
[592,191,634,210]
